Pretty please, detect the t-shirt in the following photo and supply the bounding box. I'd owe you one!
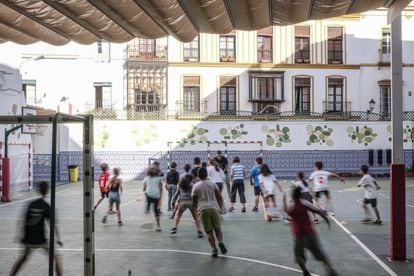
[98,171,110,192]
[214,156,228,173]
[359,174,377,199]
[166,169,180,185]
[308,170,331,192]
[231,163,245,180]
[286,199,320,237]
[296,180,311,193]
[249,165,262,187]
[23,198,50,245]
[144,176,162,199]
[207,166,225,183]
[192,180,220,211]
[258,174,276,196]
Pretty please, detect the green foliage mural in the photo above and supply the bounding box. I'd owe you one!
[306,125,334,146]
[347,126,378,146]
[387,124,392,142]
[95,125,109,148]
[131,124,159,147]
[261,124,291,147]
[403,125,414,143]
[219,123,248,140]
[178,125,208,147]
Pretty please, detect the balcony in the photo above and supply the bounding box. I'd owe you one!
[125,45,167,61]
[175,100,207,120]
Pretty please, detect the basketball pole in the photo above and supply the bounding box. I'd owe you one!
[390,13,406,261]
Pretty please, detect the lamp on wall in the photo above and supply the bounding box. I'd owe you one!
[367,99,376,113]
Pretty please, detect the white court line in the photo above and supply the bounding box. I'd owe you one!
[378,193,414,208]
[0,247,318,275]
[0,185,80,208]
[329,215,397,276]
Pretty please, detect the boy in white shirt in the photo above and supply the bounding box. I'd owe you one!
[308,161,345,219]
[357,165,382,225]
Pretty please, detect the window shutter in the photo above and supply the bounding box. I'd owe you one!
[257,26,273,36]
[183,76,200,86]
[295,78,310,86]
[328,27,343,39]
[220,76,237,86]
[295,26,310,37]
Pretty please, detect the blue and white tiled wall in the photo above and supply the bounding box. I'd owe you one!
[32,149,414,182]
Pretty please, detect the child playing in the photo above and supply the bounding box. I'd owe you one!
[283,187,338,276]
[102,168,123,226]
[165,162,180,211]
[94,163,110,210]
[308,161,345,218]
[143,166,163,231]
[229,156,246,213]
[358,165,382,225]
[296,172,317,222]
[258,163,283,221]
[169,174,203,237]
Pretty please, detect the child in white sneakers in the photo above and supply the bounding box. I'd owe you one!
[357,165,382,225]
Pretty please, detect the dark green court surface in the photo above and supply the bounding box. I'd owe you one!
[1,178,413,275]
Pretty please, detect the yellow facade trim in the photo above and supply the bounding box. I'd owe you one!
[291,75,315,112]
[168,62,360,69]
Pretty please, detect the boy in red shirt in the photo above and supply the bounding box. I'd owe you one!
[94,163,110,210]
[283,186,337,276]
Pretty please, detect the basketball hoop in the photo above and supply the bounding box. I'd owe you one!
[35,125,48,136]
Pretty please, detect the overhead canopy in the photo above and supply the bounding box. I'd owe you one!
[0,0,411,45]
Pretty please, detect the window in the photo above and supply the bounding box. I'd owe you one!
[327,78,344,112]
[183,35,199,62]
[249,71,284,113]
[294,78,311,113]
[94,82,112,109]
[381,28,391,63]
[219,35,236,62]
[380,84,391,118]
[22,80,36,105]
[295,26,310,63]
[327,27,343,64]
[183,76,201,112]
[126,38,167,61]
[257,36,272,63]
[219,76,237,114]
[96,41,111,62]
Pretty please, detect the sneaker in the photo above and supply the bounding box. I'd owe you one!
[228,207,235,212]
[211,248,218,257]
[118,221,123,226]
[102,216,107,224]
[158,209,163,215]
[314,218,319,224]
[155,226,162,232]
[218,242,227,254]
[361,218,371,224]
[372,220,382,225]
[197,231,204,238]
[241,207,246,213]
[169,228,177,234]
[252,207,259,212]
[109,210,116,214]
[283,217,292,223]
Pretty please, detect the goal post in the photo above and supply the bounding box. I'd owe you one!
[0,113,95,276]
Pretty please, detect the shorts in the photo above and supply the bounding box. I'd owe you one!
[177,200,194,216]
[199,208,221,233]
[108,191,120,204]
[100,191,109,198]
[254,186,262,196]
[363,198,377,208]
[314,190,330,199]
[294,234,327,266]
[22,242,60,256]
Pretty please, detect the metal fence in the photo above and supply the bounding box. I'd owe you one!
[83,109,414,121]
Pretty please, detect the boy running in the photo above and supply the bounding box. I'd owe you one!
[308,161,345,217]
[94,163,110,210]
[249,157,263,212]
[166,162,180,211]
[143,166,163,231]
[283,187,337,276]
[358,165,382,225]
[229,156,247,213]
[192,168,227,257]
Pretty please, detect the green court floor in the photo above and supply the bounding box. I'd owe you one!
[0,177,413,275]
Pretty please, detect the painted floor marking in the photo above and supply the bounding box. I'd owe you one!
[378,193,414,208]
[329,215,397,276]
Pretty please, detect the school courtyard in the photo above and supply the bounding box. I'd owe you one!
[0,178,413,276]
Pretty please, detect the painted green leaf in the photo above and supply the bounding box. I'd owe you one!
[240,123,244,128]
[309,134,318,142]
[276,142,282,147]
[306,141,312,145]
[306,125,313,132]
[224,136,230,139]
[261,125,269,132]
[326,140,334,146]
[219,128,227,135]
[283,134,289,140]
[365,130,371,136]
[197,128,205,135]
[315,126,322,131]
[266,137,275,146]
[346,126,354,134]
[365,137,373,143]
[12,104,17,115]
[241,131,248,135]
[328,128,333,132]
[282,127,289,134]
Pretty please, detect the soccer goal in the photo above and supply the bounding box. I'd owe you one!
[0,113,94,276]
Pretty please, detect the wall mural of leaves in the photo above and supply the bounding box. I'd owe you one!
[178,125,209,147]
[403,125,414,143]
[131,124,159,147]
[219,123,248,140]
[261,124,291,147]
[347,126,378,146]
[306,125,334,146]
[95,125,109,148]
